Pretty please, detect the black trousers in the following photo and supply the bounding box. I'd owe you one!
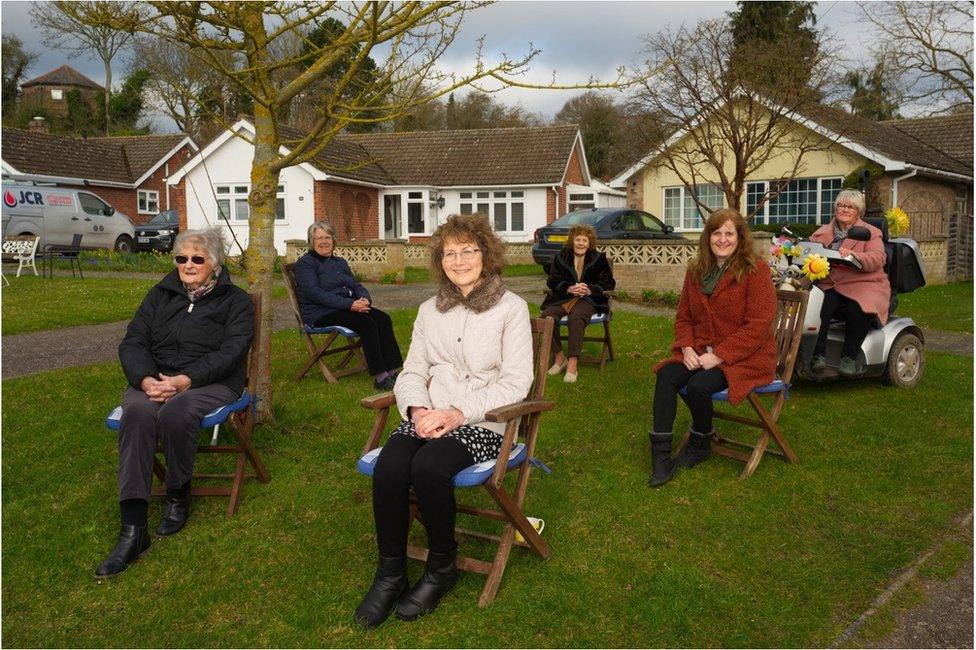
[371,432,475,557]
[814,289,877,359]
[653,361,728,433]
[117,383,239,501]
[314,308,403,375]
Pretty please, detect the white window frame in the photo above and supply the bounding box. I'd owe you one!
[137,189,160,215]
[215,184,286,223]
[406,190,426,235]
[746,176,843,225]
[458,189,526,234]
[568,191,596,212]
[662,184,724,231]
[50,88,63,100]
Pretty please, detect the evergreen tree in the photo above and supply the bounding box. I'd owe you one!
[728,1,819,97]
[846,61,900,120]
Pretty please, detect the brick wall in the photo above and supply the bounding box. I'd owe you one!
[947,213,974,281]
[170,182,187,230]
[20,85,100,117]
[313,180,379,241]
[626,170,644,210]
[134,143,196,223]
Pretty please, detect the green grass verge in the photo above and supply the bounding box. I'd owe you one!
[898,282,973,333]
[2,310,972,646]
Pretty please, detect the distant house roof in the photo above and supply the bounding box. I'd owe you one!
[884,110,974,169]
[171,119,586,189]
[1,129,195,187]
[21,65,104,90]
[343,124,584,186]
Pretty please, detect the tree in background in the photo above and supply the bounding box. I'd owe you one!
[630,17,839,217]
[69,1,627,419]
[30,1,141,133]
[728,1,819,97]
[846,59,901,120]
[1,36,38,117]
[859,1,973,113]
[554,92,621,180]
[108,68,150,133]
[444,91,542,130]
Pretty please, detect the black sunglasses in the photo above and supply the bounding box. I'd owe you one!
[174,254,207,265]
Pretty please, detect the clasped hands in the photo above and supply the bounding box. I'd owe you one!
[567,282,591,297]
[350,297,371,313]
[141,373,192,403]
[410,406,465,439]
[681,346,723,371]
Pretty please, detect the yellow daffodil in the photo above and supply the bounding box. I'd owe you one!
[885,207,911,237]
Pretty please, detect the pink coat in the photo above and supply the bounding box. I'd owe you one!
[809,219,891,325]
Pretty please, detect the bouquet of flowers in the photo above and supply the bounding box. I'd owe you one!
[768,233,831,290]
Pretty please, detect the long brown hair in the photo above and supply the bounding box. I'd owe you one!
[689,208,758,284]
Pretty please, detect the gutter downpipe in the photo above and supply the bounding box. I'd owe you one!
[165,163,170,210]
[551,185,560,222]
[891,168,917,208]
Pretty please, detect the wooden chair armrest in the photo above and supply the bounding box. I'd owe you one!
[484,400,555,423]
[360,392,396,410]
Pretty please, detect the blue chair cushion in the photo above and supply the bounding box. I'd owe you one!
[106,390,252,431]
[557,311,610,326]
[357,442,528,488]
[303,324,359,338]
[679,379,787,403]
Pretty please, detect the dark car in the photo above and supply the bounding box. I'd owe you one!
[531,207,682,269]
[134,210,180,253]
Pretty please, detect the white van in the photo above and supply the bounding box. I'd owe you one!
[1,183,136,252]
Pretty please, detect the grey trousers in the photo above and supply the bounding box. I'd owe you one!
[117,383,238,501]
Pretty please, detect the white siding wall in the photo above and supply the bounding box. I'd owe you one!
[182,136,315,256]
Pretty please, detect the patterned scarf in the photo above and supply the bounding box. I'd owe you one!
[435,273,506,314]
[185,266,221,303]
[829,222,850,251]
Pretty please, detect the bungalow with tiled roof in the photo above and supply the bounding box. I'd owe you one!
[19,65,105,118]
[167,117,622,254]
[609,103,973,236]
[1,128,197,222]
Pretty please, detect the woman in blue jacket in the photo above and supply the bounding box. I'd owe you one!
[294,222,403,389]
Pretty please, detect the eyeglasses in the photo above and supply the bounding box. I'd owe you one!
[836,203,859,211]
[442,248,481,263]
[174,254,207,265]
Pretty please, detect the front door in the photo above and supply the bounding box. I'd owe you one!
[384,194,402,239]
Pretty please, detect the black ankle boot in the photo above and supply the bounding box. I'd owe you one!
[649,432,678,487]
[677,428,713,468]
[354,555,408,628]
[94,524,151,578]
[395,547,459,621]
[155,494,191,537]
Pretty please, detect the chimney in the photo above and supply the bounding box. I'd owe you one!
[28,116,48,135]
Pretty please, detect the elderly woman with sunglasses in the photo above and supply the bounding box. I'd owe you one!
[808,189,890,377]
[354,214,533,628]
[95,227,253,579]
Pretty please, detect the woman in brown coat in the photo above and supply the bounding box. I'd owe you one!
[808,189,890,377]
[649,208,777,487]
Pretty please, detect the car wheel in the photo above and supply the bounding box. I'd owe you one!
[114,235,134,253]
[883,333,924,388]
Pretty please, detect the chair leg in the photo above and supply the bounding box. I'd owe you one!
[747,393,799,464]
[478,521,516,608]
[231,414,270,484]
[226,453,247,517]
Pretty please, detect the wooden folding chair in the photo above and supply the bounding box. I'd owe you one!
[357,317,556,607]
[282,262,368,383]
[675,289,809,479]
[106,294,270,516]
[554,290,616,370]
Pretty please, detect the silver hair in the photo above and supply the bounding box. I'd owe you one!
[834,189,866,218]
[173,227,228,267]
[307,221,337,247]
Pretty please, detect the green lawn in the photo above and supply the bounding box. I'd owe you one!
[898,281,973,333]
[2,309,972,647]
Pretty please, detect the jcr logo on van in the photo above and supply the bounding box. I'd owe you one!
[3,190,44,207]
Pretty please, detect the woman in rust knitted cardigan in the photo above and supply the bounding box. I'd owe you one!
[649,208,777,487]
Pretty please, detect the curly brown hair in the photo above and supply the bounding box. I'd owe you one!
[689,208,759,284]
[429,214,506,288]
[564,224,597,251]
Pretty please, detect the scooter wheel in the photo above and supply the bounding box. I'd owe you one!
[884,333,924,388]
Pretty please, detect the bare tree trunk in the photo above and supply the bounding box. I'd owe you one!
[247,105,281,421]
[102,56,112,133]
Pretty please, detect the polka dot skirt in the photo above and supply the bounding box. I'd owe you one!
[391,420,504,464]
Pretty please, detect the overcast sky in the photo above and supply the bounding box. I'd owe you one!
[1,0,880,131]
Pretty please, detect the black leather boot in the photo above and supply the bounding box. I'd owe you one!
[94,524,151,578]
[394,547,459,621]
[354,556,408,629]
[155,494,191,537]
[676,428,713,468]
[649,432,677,487]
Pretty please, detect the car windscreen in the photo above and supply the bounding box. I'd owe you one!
[549,211,605,227]
[147,212,177,225]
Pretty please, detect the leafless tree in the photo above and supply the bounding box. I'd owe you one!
[30,2,142,132]
[629,18,844,218]
[859,1,973,113]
